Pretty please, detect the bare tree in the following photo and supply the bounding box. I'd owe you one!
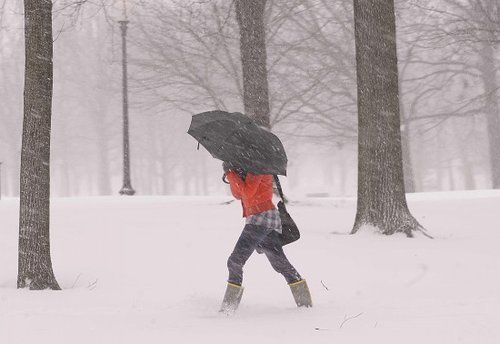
[0,0,23,197]
[0,0,6,29]
[469,0,500,188]
[351,0,429,237]
[131,1,356,134]
[404,0,500,189]
[18,0,60,289]
[272,0,358,141]
[131,1,243,114]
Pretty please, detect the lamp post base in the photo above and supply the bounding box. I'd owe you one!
[119,186,136,196]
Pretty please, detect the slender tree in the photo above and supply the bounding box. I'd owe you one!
[18,0,60,289]
[473,0,500,188]
[235,0,271,128]
[415,0,500,189]
[351,0,429,237]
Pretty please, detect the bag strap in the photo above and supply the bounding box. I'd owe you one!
[273,175,286,207]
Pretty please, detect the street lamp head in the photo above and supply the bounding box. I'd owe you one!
[118,19,129,31]
[118,0,129,28]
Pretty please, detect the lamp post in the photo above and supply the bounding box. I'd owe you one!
[118,0,135,196]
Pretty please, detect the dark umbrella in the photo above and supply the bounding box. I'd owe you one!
[188,110,287,175]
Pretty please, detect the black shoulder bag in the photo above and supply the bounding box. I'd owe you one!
[274,175,300,245]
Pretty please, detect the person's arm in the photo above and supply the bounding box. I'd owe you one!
[227,171,265,199]
[226,171,263,198]
[241,173,264,199]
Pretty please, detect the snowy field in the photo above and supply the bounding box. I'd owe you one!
[0,190,499,344]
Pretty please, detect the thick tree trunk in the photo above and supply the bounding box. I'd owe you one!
[235,0,271,128]
[18,0,60,290]
[351,0,428,237]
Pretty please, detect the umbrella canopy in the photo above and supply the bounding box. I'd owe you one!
[188,110,287,175]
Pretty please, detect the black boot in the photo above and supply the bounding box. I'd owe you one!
[289,279,312,307]
[220,282,244,315]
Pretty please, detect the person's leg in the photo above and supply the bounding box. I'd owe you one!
[260,231,312,307]
[227,224,270,285]
[220,282,244,314]
[259,231,302,283]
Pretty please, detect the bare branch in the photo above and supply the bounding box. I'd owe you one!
[339,312,363,329]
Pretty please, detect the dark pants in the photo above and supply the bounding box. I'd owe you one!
[227,224,301,285]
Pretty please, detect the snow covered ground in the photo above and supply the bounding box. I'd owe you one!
[0,190,499,344]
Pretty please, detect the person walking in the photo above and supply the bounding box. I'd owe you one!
[220,163,312,314]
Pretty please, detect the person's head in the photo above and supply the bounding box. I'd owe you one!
[234,167,247,180]
[222,161,247,178]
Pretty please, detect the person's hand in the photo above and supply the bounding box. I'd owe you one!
[234,168,247,180]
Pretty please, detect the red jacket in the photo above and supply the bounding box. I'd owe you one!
[226,171,275,217]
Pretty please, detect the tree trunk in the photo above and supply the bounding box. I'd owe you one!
[351,0,428,237]
[92,99,111,196]
[447,158,456,190]
[399,96,416,193]
[160,142,171,195]
[96,127,112,195]
[479,38,500,189]
[436,132,445,191]
[338,146,348,196]
[235,0,271,128]
[458,144,476,190]
[18,0,60,290]
[454,122,476,190]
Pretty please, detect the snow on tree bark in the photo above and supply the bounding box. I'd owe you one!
[351,0,429,237]
[18,0,60,290]
[235,0,271,129]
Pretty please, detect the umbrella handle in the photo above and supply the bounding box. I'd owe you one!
[273,175,286,206]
